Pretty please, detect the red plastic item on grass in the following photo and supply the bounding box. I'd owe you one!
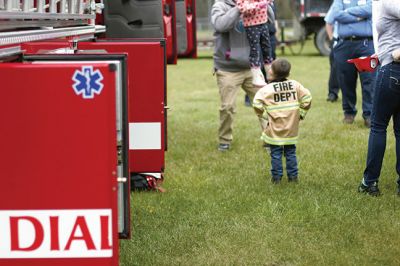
[347,55,379,72]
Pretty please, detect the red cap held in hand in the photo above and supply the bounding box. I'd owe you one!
[347,55,379,72]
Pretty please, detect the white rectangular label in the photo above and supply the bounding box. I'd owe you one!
[0,209,113,258]
[129,122,161,150]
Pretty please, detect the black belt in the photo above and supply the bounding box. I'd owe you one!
[342,36,373,41]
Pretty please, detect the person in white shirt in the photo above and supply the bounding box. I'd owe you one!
[358,0,400,196]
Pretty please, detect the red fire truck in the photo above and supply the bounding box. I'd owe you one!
[0,0,177,265]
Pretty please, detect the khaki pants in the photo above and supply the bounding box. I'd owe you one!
[216,69,266,144]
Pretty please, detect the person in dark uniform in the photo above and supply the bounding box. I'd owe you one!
[326,40,340,102]
[326,0,375,128]
[325,4,340,102]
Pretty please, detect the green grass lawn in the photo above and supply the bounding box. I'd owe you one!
[120,41,400,266]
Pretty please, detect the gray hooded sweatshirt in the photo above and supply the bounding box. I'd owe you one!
[211,0,251,72]
[211,0,275,72]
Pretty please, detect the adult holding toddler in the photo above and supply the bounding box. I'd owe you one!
[211,0,268,151]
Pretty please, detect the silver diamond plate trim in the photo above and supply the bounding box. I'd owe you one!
[0,25,96,46]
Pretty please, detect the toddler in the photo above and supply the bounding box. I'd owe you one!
[253,59,312,183]
[237,0,274,87]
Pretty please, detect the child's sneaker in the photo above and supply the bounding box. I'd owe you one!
[271,176,281,184]
[288,176,298,182]
[251,67,266,87]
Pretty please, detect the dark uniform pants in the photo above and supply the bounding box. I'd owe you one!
[333,38,375,118]
[328,44,340,98]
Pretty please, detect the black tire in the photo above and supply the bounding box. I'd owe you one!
[314,26,331,56]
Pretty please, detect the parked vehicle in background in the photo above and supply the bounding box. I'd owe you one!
[292,0,332,56]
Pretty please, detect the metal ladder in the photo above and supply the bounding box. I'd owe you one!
[0,0,93,19]
[0,0,104,53]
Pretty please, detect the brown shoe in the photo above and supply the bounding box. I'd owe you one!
[364,117,371,128]
[343,114,355,124]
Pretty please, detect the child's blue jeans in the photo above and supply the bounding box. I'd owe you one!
[270,144,298,178]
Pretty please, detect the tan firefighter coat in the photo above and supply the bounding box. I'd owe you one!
[253,79,312,145]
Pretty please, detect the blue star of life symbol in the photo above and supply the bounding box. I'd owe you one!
[72,66,104,99]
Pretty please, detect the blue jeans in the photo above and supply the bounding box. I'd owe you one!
[363,63,400,186]
[334,38,375,118]
[270,145,298,178]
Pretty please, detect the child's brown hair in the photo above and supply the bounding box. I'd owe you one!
[271,58,291,81]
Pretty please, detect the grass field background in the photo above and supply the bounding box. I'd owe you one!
[120,41,400,265]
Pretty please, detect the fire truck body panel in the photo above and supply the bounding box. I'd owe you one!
[78,40,167,173]
[0,62,121,265]
[21,40,167,167]
[0,0,170,264]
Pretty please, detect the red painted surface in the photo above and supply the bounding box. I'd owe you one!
[178,0,197,58]
[78,40,166,173]
[163,0,178,64]
[0,62,119,266]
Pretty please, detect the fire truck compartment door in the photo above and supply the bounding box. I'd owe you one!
[102,0,177,64]
[23,54,131,239]
[78,40,167,174]
[163,0,178,64]
[176,0,197,58]
[103,0,163,38]
[175,0,188,55]
[0,62,119,266]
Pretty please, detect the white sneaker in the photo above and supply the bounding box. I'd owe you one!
[251,67,266,87]
[264,63,272,72]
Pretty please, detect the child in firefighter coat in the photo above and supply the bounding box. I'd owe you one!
[253,58,312,183]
